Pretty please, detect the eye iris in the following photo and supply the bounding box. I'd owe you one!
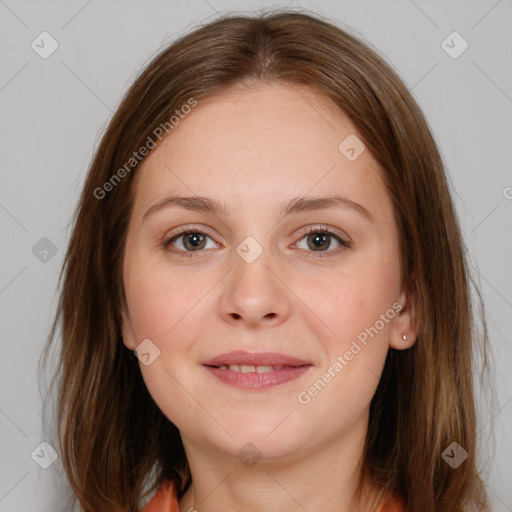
[183,232,206,251]
[308,233,330,251]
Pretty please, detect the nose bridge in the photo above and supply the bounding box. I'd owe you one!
[231,232,276,294]
[220,231,290,325]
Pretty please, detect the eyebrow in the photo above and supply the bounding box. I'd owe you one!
[142,194,374,222]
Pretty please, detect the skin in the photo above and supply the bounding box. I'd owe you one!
[121,82,417,511]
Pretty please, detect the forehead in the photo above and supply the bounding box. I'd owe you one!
[130,82,389,220]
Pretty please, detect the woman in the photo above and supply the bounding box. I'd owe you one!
[41,9,491,512]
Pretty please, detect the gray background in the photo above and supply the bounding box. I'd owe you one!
[1,0,511,510]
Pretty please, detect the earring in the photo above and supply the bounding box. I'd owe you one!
[402,333,408,341]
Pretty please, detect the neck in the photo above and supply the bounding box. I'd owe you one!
[178,414,383,512]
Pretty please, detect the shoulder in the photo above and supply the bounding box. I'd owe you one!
[143,479,180,512]
[379,492,406,512]
[141,480,405,512]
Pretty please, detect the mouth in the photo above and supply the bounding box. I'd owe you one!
[201,351,313,390]
[209,363,306,373]
[201,350,311,367]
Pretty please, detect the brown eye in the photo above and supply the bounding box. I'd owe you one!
[181,232,207,251]
[306,232,332,251]
[164,230,218,256]
[296,226,351,255]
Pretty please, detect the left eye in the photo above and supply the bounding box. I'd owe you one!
[295,229,350,253]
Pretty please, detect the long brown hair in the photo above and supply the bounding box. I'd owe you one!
[39,8,493,511]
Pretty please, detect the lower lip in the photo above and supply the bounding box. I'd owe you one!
[203,365,313,390]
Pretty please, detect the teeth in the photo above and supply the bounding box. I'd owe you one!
[216,364,289,373]
[256,365,275,373]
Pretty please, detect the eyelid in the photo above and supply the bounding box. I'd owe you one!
[300,224,351,244]
[164,224,218,242]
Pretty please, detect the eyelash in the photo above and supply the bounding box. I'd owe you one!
[163,224,352,259]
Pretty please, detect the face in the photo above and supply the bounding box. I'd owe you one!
[121,82,414,463]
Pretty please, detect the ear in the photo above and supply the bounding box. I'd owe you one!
[389,288,418,350]
[121,308,137,351]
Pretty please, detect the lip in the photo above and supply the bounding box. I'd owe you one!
[201,350,313,390]
[203,365,312,390]
[201,350,311,367]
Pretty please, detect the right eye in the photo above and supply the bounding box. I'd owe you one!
[163,227,221,258]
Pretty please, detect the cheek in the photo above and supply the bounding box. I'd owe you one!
[124,257,209,428]
[288,290,396,445]
[311,255,400,343]
[124,253,206,342]
[303,256,398,399]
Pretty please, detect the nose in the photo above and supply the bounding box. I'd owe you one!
[218,243,291,329]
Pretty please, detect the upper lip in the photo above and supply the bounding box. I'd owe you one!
[201,350,312,367]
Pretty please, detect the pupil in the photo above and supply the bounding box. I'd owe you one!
[310,233,329,251]
[185,233,205,250]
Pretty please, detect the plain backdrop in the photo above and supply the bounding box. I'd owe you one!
[1,0,511,510]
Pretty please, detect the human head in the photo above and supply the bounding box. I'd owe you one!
[42,9,489,511]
